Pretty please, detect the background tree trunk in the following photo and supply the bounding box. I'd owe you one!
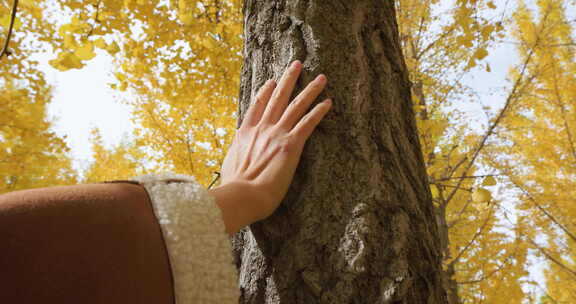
[233,1,448,303]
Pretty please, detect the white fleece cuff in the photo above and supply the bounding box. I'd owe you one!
[133,173,239,303]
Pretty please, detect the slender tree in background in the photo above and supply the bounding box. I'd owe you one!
[394,1,531,302]
[233,1,447,303]
[82,128,148,183]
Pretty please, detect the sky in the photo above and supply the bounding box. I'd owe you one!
[41,50,135,172]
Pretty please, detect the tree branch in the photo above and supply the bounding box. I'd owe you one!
[432,174,501,183]
[442,27,547,209]
[441,6,562,210]
[533,283,561,304]
[511,180,576,244]
[526,236,576,280]
[456,259,507,285]
[448,210,493,269]
[0,0,19,60]
[551,72,576,165]
[497,39,576,48]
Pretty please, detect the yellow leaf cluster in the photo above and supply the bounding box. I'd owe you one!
[49,51,84,71]
[494,0,576,300]
[1,2,77,192]
[83,129,148,183]
[397,0,531,302]
[0,83,76,193]
[44,0,243,185]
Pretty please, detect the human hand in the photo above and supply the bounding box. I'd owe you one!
[209,60,331,235]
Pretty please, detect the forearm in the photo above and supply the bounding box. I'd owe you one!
[0,183,174,304]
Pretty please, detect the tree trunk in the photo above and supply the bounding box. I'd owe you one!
[233,1,448,303]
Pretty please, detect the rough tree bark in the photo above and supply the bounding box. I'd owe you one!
[233,1,448,303]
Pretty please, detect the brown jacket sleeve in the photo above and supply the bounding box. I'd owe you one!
[0,183,174,304]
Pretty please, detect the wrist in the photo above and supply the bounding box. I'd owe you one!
[208,181,264,236]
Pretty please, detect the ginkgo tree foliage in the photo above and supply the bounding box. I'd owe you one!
[2,0,575,302]
[486,0,576,302]
[83,128,148,183]
[396,0,534,302]
[0,0,76,193]
[48,0,243,186]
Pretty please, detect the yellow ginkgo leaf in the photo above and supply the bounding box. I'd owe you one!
[60,52,83,70]
[19,0,34,8]
[178,0,194,25]
[474,48,489,60]
[63,34,77,48]
[50,51,83,71]
[456,35,474,48]
[431,184,440,198]
[0,15,22,31]
[472,188,492,202]
[481,25,495,40]
[466,58,477,70]
[106,41,120,55]
[75,42,96,60]
[483,176,497,186]
[179,13,194,26]
[178,0,188,10]
[94,38,107,49]
[115,72,127,82]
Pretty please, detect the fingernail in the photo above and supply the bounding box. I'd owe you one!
[292,60,302,68]
[316,74,326,83]
[324,99,332,106]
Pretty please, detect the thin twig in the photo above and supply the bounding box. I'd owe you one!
[443,6,558,210]
[436,184,472,191]
[208,172,220,189]
[86,0,103,37]
[432,174,501,183]
[443,28,544,208]
[0,0,19,59]
[497,40,576,47]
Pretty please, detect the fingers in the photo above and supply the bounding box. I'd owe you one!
[290,99,332,141]
[262,61,302,124]
[243,80,277,127]
[279,74,327,130]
